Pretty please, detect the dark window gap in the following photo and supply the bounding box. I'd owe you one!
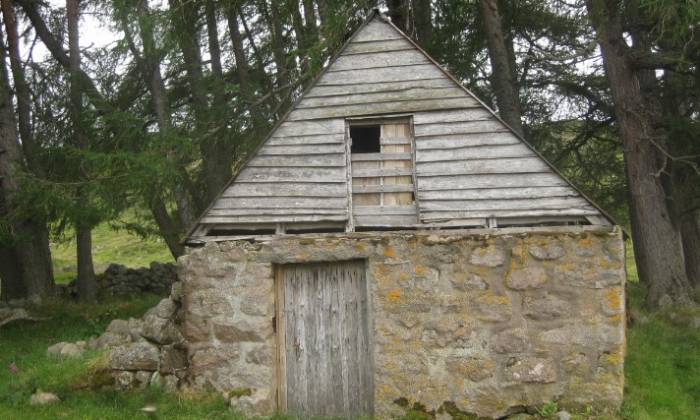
[350,125,380,153]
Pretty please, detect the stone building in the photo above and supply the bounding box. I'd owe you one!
[179,11,626,419]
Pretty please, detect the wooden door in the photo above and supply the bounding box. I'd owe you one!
[276,260,373,418]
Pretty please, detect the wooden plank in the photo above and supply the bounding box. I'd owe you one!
[420,208,601,221]
[317,63,444,86]
[298,86,466,108]
[414,119,509,136]
[259,144,346,155]
[416,157,550,175]
[344,38,413,54]
[237,167,346,182]
[380,136,411,145]
[419,196,593,212]
[351,152,412,162]
[306,77,454,97]
[200,214,348,224]
[417,186,581,201]
[331,50,430,71]
[247,154,346,167]
[267,133,345,146]
[213,197,348,210]
[416,144,532,161]
[354,214,418,226]
[413,108,495,124]
[274,119,345,137]
[415,133,520,149]
[207,208,347,216]
[353,184,415,193]
[416,173,568,190]
[353,205,417,215]
[352,168,413,177]
[288,97,475,121]
[222,183,347,197]
[275,268,287,411]
[352,20,404,42]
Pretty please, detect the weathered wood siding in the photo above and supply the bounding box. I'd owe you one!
[278,261,373,417]
[199,16,607,229]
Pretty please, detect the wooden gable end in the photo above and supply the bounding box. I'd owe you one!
[193,13,610,237]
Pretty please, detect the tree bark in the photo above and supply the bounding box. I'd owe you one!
[387,0,408,32]
[67,0,97,303]
[0,22,54,301]
[1,0,40,172]
[0,245,25,301]
[412,0,432,47]
[169,0,232,204]
[586,0,694,307]
[260,0,292,111]
[480,0,525,137]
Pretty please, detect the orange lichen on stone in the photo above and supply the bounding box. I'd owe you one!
[579,236,594,248]
[384,245,397,258]
[415,265,428,277]
[605,288,623,311]
[296,251,311,260]
[387,289,402,302]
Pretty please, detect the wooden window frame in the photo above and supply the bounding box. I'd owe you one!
[345,116,419,231]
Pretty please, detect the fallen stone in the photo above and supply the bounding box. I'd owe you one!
[114,370,135,389]
[59,342,84,358]
[110,340,160,371]
[229,389,270,417]
[141,315,182,345]
[557,410,572,420]
[89,331,130,350]
[146,298,177,319]
[29,390,60,405]
[47,342,67,356]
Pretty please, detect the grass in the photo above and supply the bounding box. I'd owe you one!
[620,246,700,419]
[51,222,173,284]
[1,229,699,419]
[0,296,260,419]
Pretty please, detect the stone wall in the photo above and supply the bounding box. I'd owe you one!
[57,262,177,298]
[177,226,626,418]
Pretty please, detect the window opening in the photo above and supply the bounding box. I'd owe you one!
[350,125,380,153]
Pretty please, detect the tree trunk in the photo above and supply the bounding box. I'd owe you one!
[412,0,432,47]
[480,0,525,137]
[151,199,185,258]
[0,23,54,301]
[0,246,25,301]
[586,0,693,307]
[261,0,292,111]
[387,0,408,32]
[67,0,96,303]
[1,0,40,172]
[169,0,231,204]
[225,5,252,100]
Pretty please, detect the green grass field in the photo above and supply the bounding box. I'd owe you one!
[1,231,699,419]
[51,222,173,284]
